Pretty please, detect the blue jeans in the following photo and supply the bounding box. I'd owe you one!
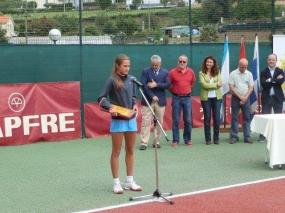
[201,98,222,142]
[230,95,251,141]
[171,95,192,143]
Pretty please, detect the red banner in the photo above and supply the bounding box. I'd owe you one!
[0,82,82,146]
[84,95,236,138]
[84,97,203,138]
[84,100,175,138]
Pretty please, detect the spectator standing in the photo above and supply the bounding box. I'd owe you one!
[228,58,254,144]
[140,55,171,150]
[258,53,284,142]
[199,56,223,145]
[169,55,196,147]
[97,54,142,194]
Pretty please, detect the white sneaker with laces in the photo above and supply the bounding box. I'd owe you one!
[125,181,142,191]
[113,182,123,194]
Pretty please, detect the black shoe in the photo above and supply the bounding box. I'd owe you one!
[152,144,161,148]
[244,138,253,144]
[258,135,266,142]
[140,145,147,150]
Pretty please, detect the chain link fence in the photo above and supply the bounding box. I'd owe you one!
[1,0,285,44]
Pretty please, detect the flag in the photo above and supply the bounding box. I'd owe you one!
[239,35,246,59]
[220,36,230,122]
[249,35,260,120]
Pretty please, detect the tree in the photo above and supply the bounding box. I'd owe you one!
[98,0,112,10]
[132,0,141,9]
[103,21,118,34]
[0,0,22,14]
[53,14,78,34]
[0,29,8,43]
[161,0,169,7]
[27,1,37,9]
[201,0,231,23]
[199,24,218,42]
[28,16,56,36]
[84,26,100,36]
[116,16,140,35]
[233,0,270,20]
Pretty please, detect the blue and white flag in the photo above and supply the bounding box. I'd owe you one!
[220,36,230,122]
[249,35,260,120]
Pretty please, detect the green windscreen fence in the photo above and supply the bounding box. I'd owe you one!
[0,43,272,103]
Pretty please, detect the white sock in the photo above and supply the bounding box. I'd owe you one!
[126,176,133,183]
[113,178,120,185]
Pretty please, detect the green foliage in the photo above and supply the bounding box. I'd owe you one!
[268,32,273,43]
[161,35,169,44]
[111,31,127,44]
[161,0,171,7]
[84,25,100,36]
[191,8,204,27]
[199,24,218,42]
[132,0,141,8]
[168,7,189,26]
[53,14,78,34]
[28,16,56,36]
[92,12,109,26]
[142,14,161,30]
[98,0,112,10]
[177,1,186,7]
[201,0,230,23]
[232,0,271,20]
[103,21,118,34]
[43,3,73,11]
[4,0,284,44]
[116,15,140,35]
[0,0,22,14]
[27,1,37,9]
[0,29,8,43]
[107,3,127,11]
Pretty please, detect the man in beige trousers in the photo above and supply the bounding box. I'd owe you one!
[139,55,171,150]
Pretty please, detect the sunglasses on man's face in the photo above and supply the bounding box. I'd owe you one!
[179,60,187,64]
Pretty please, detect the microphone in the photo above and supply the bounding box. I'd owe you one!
[130,77,143,87]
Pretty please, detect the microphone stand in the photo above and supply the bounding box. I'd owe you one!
[129,83,174,205]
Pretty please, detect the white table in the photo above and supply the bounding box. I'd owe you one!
[251,114,285,169]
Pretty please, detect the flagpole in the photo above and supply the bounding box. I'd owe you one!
[255,33,261,115]
[223,33,227,128]
[220,34,230,133]
[249,33,260,120]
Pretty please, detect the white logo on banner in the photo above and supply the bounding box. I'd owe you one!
[8,93,26,112]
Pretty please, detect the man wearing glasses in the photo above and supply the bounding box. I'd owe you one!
[169,55,196,147]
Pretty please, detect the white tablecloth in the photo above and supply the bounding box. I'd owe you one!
[251,114,285,168]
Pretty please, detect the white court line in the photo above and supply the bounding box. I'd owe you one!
[73,175,285,213]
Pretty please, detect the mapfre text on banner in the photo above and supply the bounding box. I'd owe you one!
[0,82,82,146]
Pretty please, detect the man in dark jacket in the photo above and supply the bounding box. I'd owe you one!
[258,53,284,142]
[139,55,171,150]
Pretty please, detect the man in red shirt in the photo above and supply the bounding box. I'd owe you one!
[169,55,196,147]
